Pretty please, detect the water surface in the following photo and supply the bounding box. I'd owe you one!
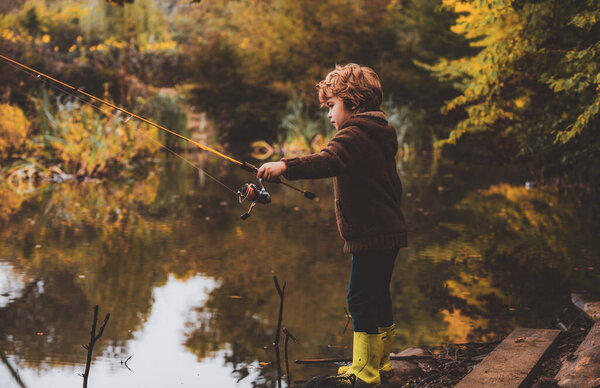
[1,154,598,387]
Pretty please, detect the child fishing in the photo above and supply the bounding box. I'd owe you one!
[258,63,407,386]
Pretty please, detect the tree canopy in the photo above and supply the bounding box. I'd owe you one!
[0,0,598,181]
[427,0,600,171]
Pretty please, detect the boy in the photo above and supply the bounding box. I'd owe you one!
[257,63,407,386]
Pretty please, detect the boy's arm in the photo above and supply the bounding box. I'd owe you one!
[281,127,363,180]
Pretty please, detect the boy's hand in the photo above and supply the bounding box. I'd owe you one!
[257,161,287,182]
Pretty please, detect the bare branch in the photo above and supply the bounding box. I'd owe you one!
[283,328,300,387]
[94,313,111,341]
[272,275,286,388]
[82,305,110,388]
[283,328,300,344]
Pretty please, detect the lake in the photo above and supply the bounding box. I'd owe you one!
[1,153,598,387]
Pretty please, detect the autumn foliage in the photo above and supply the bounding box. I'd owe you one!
[0,104,30,160]
[0,0,598,182]
[427,0,600,172]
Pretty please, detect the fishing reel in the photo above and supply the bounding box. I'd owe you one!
[238,179,271,220]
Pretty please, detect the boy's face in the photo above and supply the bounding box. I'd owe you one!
[326,96,353,131]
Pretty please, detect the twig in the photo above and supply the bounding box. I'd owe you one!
[121,354,134,373]
[0,349,27,388]
[81,305,110,388]
[273,275,286,388]
[283,328,299,387]
[415,370,440,388]
[294,355,435,364]
[452,339,501,347]
[342,307,351,334]
[284,334,291,388]
[273,276,286,346]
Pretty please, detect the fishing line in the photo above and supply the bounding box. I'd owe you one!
[0,53,242,165]
[2,57,240,196]
[0,53,317,202]
[138,134,240,196]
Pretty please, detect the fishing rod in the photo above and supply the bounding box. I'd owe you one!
[0,53,316,219]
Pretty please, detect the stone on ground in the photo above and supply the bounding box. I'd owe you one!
[378,347,426,386]
[571,293,600,322]
[555,294,600,387]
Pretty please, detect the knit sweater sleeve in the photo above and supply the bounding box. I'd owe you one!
[281,127,363,180]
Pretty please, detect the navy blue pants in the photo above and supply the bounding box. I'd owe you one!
[347,248,399,334]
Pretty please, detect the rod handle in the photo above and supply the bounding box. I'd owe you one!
[303,191,316,200]
[243,161,316,200]
[241,161,258,173]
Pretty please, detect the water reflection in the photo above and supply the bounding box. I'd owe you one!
[0,155,598,387]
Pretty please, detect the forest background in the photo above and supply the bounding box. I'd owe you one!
[0,0,598,187]
[0,1,599,385]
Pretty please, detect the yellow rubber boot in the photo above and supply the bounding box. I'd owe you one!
[378,324,395,379]
[338,325,395,379]
[337,332,383,385]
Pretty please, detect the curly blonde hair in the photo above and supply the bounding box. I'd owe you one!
[317,64,383,113]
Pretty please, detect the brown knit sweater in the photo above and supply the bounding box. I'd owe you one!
[282,111,407,253]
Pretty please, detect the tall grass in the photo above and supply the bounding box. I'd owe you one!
[251,98,330,159]
[382,100,427,157]
[145,90,189,149]
[36,88,160,177]
[252,98,428,159]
